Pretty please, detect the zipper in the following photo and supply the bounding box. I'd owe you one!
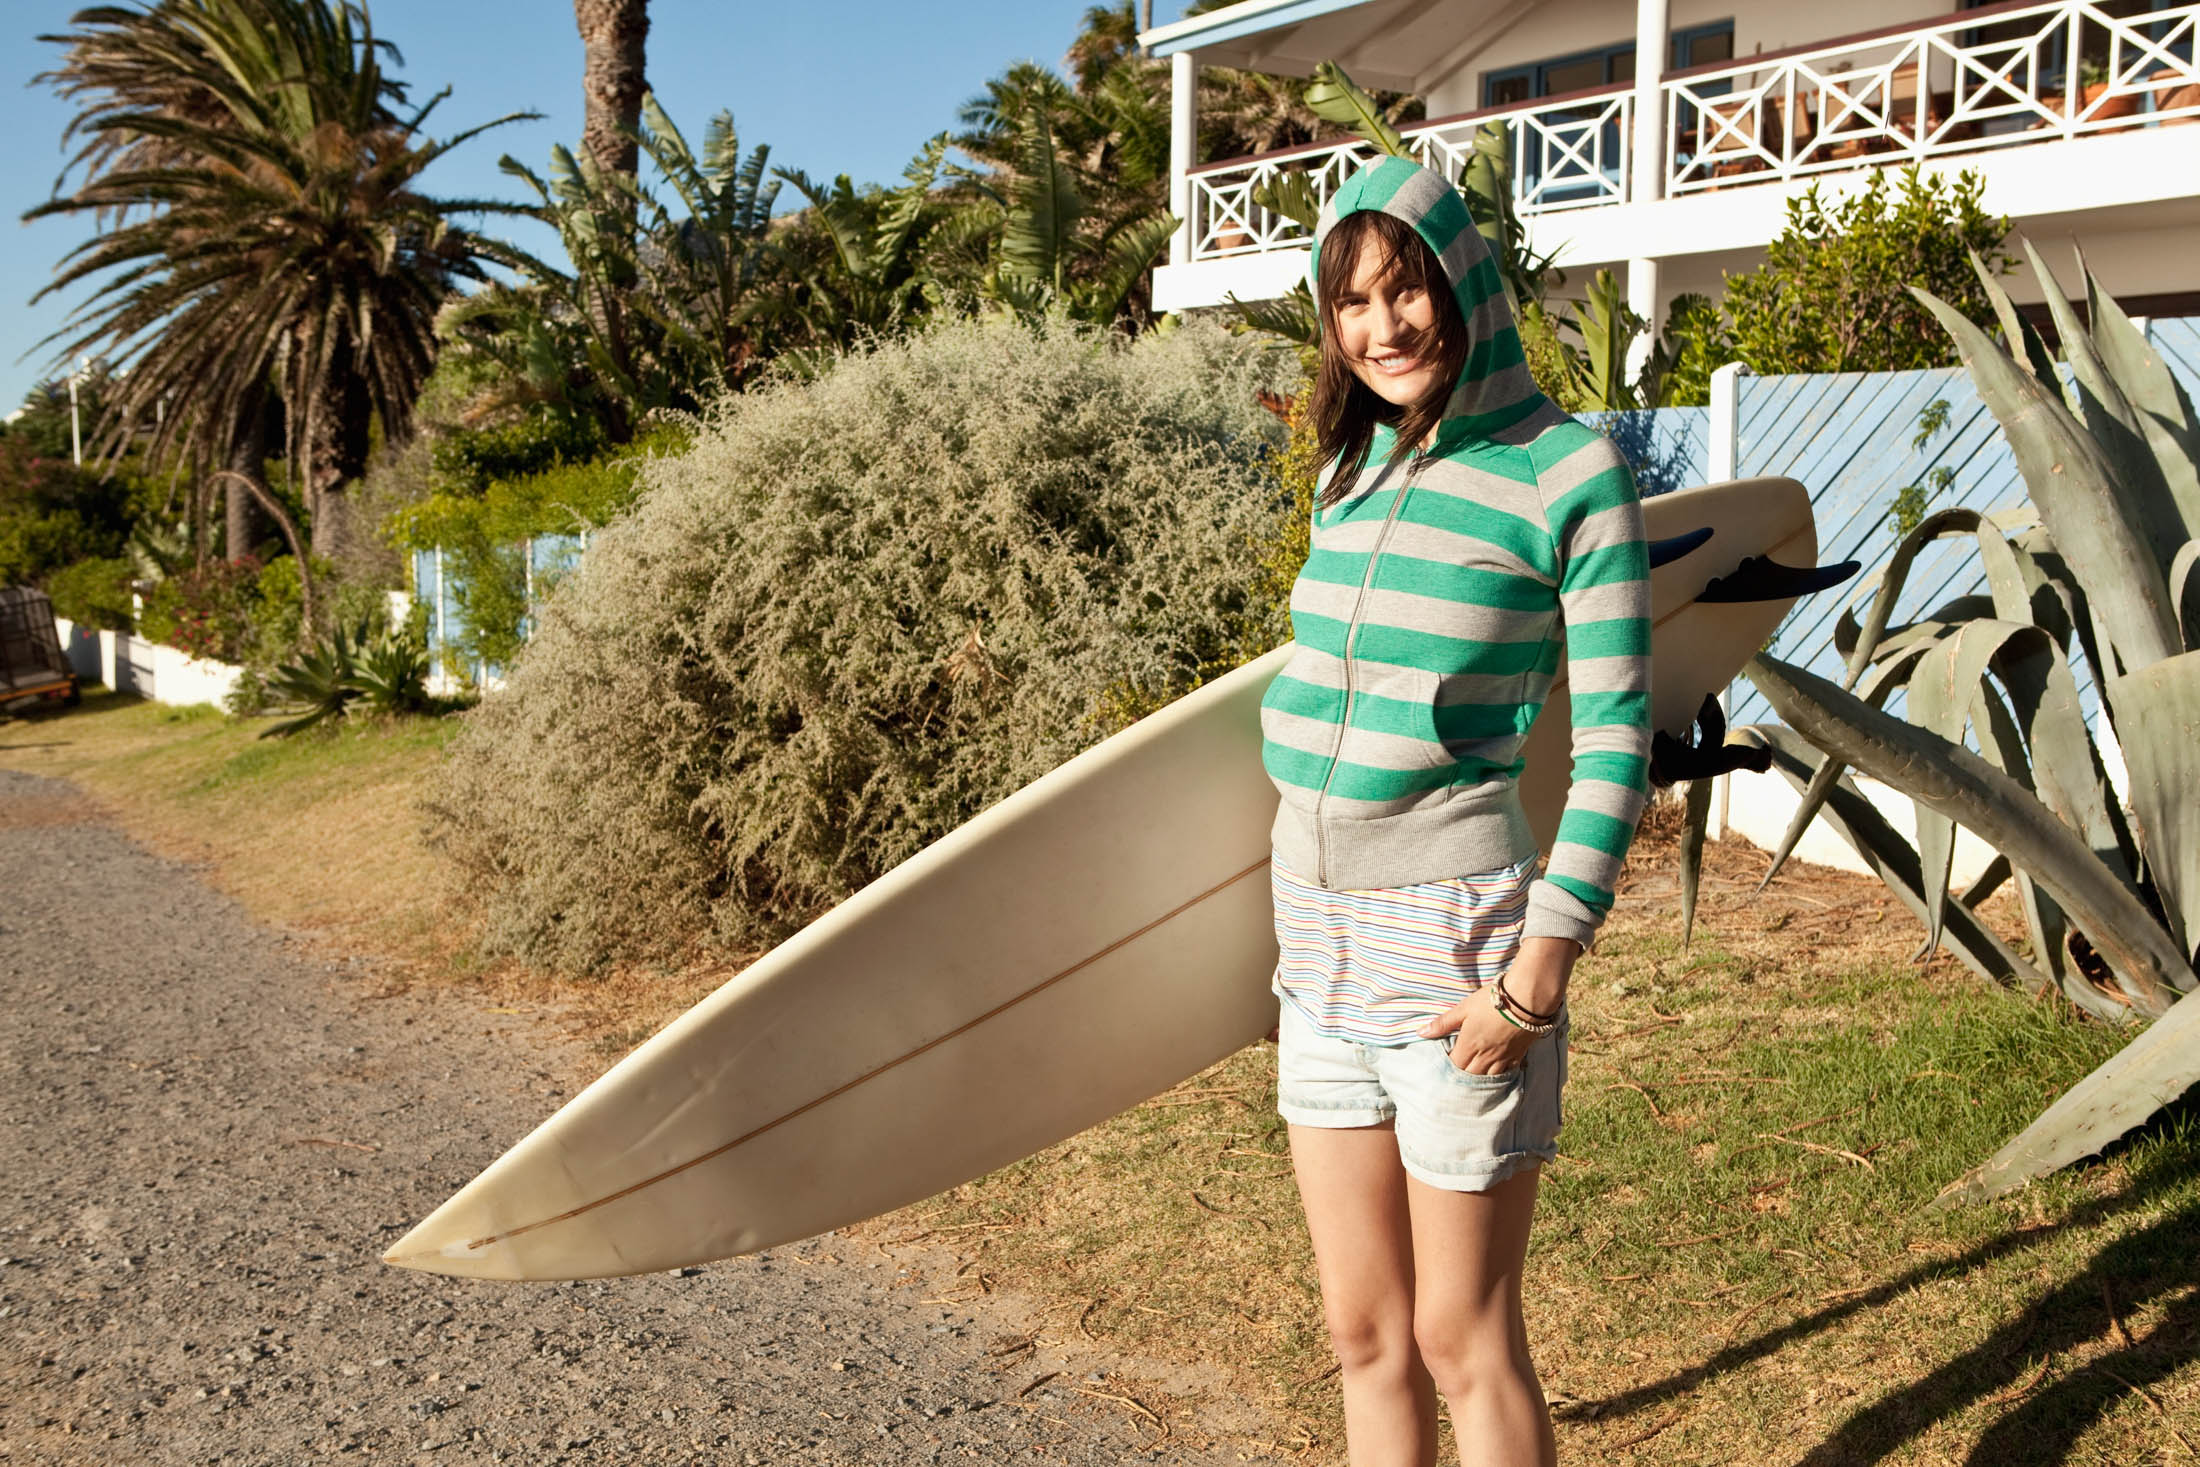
[1312,449,1427,886]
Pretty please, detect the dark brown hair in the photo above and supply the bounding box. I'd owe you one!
[1310,210,1469,508]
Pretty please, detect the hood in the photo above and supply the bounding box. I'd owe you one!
[1310,156,1548,444]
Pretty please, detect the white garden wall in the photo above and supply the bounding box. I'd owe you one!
[53,616,243,710]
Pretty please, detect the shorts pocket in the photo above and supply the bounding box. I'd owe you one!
[1437,1036,1527,1090]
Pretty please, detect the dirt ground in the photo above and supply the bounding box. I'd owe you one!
[0,767,1294,1466]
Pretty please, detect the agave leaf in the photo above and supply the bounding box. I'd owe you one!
[1251,171,1320,232]
[1679,775,1713,947]
[1959,853,2012,908]
[1739,725,2056,998]
[1745,653,2193,1013]
[2172,540,2200,653]
[1304,63,1410,157]
[1910,289,2181,672]
[1969,246,2058,387]
[1936,988,2200,1205]
[2021,242,2188,578]
[1760,641,1932,887]
[2110,650,2200,966]
[2083,260,2200,544]
[1988,620,2141,884]
[1908,623,2034,954]
[1840,507,1995,687]
[1966,680,2091,1009]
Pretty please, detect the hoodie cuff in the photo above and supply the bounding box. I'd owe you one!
[1523,878,1601,952]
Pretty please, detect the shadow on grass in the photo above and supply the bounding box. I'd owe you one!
[1559,1137,2198,1465]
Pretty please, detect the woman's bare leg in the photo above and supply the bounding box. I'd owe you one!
[1406,1166,1554,1467]
[1288,1122,1438,1467]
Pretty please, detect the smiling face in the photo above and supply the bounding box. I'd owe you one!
[1330,231,1448,413]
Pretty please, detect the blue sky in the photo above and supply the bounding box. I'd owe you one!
[4,0,1194,411]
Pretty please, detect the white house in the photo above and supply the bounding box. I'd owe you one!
[1142,0,2200,346]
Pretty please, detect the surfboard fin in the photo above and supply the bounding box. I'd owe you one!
[1649,695,1774,787]
[1696,554,1861,603]
[1647,527,1714,568]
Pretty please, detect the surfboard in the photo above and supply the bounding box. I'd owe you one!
[385,477,1823,1281]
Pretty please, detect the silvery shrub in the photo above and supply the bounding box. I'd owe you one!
[424,314,1298,972]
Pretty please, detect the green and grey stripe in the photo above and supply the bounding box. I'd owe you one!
[1265,156,1651,951]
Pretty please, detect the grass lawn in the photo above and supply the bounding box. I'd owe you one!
[4,690,2195,1464]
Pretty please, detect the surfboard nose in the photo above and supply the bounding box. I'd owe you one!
[382,1205,511,1280]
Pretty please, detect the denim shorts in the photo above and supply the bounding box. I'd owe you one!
[1275,995,1569,1192]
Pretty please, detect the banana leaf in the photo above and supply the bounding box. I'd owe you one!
[1251,172,1321,233]
[1303,62,1410,158]
[1745,653,2193,1013]
[1910,290,2182,672]
[2111,651,2200,966]
[1738,726,2059,1001]
[1936,987,2199,1204]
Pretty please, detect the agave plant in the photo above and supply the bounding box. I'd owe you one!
[260,621,367,739]
[346,625,432,718]
[1715,244,2200,1202]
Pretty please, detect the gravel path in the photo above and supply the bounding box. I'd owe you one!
[0,768,1289,1466]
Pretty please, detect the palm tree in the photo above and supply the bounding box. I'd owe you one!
[28,0,526,562]
[573,0,649,183]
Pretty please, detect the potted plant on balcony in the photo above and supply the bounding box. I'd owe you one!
[2077,57,2142,121]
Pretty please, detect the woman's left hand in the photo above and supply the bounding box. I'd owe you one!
[1418,936,1579,1075]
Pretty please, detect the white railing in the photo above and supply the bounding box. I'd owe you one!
[1665,0,2200,195]
[1181,0,2200,263]
[1188,89,1631,260]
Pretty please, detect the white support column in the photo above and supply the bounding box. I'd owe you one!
[1705,356,1749,839]
[1170,50,1196,266]
[1708,360,1747,482]
[1625,256,1661,382]
[1630,0,1669,206]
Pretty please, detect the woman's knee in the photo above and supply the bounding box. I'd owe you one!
[1412,1306,1523,1396]
[1325,1299,1417,1374]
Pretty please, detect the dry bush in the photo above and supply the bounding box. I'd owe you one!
[424,315,1298,972]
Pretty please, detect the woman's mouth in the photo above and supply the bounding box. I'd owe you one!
[1365,351,1423,376]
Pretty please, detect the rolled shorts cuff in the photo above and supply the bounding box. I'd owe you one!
[1277,1096,1398,1129]
[1396,1135,1557,1193]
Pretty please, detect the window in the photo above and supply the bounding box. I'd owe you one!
[1481,20,1734,107]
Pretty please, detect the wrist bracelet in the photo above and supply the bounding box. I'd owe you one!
[1487,985,1560,1035]
[1495,974,1562,1025]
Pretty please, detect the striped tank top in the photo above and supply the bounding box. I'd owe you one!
[1271,854,1535,1045]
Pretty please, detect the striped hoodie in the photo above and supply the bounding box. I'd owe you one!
[1258,157,1652,951]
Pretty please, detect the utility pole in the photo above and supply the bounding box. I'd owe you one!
[68,359,85,466]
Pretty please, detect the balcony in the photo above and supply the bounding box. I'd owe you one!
[1178,0,2200,271]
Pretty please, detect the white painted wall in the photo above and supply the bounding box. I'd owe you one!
[52,616,244,710]
[1715,764,2001,885]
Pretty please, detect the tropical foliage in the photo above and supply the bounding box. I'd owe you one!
[1718,247,2200,1201]
[28,0,528,560]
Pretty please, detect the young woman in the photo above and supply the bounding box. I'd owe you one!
[1258,157,1652,1467]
